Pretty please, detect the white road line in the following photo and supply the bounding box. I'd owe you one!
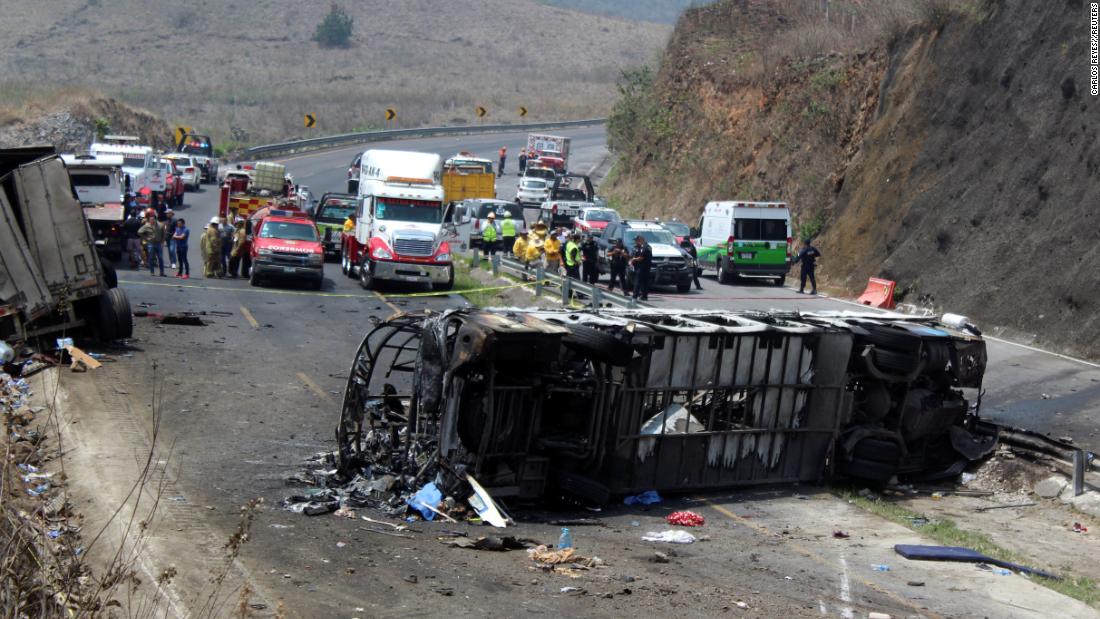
[818,599,828,615]
[839,554,854,619]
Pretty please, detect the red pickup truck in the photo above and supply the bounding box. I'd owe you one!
[249,210,325,290]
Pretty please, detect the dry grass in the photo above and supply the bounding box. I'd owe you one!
[0,0,670,145]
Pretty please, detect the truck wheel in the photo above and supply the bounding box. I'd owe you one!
[432,266,455,292]
[341,248,355,278]
[249,268,261,287]
[108,287,133,339]
[561,323,634,366]
[358,257,374,290]
[676,282,691,293]
[312,277,324,291]
[717,259,735,285]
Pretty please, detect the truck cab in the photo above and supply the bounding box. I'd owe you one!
[342,149,454,291]
[61,153,127,261]
[249,210,325,290]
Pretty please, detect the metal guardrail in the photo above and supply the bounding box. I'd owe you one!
[244,118,607,159]
[495,255,642,310]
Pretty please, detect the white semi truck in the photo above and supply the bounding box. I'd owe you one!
[340,149,454,291]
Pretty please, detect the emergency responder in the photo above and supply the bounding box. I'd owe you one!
[500,211,517,256]
[563,232,581,280]
[607,238,628,293]
[544,231,562,271]
[498,146,507,177]
[581,234,600,284]
[200,217,222,278]
[794,238,821,295]
[343,212,357,234]
[680,238,703,291]
[124,211,144,269]
[518,150,528,174]
[630,234,653,301]
[482,211,499,256]
[217,217,234,277]
[138,214,166,277]
[228,218,250,278]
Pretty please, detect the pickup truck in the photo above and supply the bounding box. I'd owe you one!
[249,210,325,290]
[312,192,357,259]
[539,173,596,228]
[177,133,219,183]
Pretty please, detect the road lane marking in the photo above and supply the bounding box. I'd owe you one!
[372,291,403,317]
[839,554,854,619]
[239,306,259,329]
[697,497,941,618]
[296,372,334,405]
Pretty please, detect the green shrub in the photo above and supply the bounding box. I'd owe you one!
[93,117,110,139]
[313,3,354,49]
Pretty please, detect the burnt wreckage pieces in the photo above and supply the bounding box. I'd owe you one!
[333,308,991,505]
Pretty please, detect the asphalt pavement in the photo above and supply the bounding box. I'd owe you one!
[98,124,1100,616]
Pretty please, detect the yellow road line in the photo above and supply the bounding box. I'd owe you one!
[296,371,335,405]
[697,497,942,618]
[372,291,403,317]
[239,306,260,329]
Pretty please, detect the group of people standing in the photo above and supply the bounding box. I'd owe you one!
[498,146,542,177]
[121,199,251,280]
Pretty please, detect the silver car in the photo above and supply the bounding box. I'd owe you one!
[164,155,201,190]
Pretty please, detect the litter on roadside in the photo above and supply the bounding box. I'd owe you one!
[832,530,850,539]
[666,511,705,527]
[894,544,1060,580]
[641,530,696,544]
[623,490,662,506]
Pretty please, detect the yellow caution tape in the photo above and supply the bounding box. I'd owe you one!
[383,281,535,298]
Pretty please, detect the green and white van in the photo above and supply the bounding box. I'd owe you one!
[696,201,792,286]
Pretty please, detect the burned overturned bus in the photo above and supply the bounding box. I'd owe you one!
[335,308,992,503]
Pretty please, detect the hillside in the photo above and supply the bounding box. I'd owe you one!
[605,0,1100,358]
[0,0,670,147]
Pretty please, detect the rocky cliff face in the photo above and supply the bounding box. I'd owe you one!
[606,0,1100,357]
[0,95,173,153]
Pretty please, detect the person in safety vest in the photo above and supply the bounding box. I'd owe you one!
[499,213,517,257]
[482,211,500,256]
[544,233,561,271]
[563,232,581,280]
[524,221,548,265]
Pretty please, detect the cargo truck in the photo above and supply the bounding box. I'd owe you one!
[0,147,133,345]
[441,152,496,203]
[341,149,454,291]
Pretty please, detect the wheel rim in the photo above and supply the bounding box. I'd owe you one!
[359,260,371,288]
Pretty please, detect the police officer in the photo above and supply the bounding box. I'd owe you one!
[581,234,600,284]
[563,232,581,280]
[794,238,822,295]
[482,211,500,256]
[630,234,652,301]
[607,238,628,293]
[500,212,517,257]
[680,238,703,291]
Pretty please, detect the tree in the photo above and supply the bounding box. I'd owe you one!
[313,3,353,48]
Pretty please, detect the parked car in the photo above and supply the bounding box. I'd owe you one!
[159,157,185,207]
[164,154,201,190]
[660,220,692,244]
[459,198,526,248]
[347,152,362,194]
[515,177,550,208]
[597,220,694,293]
[573,207,620,237]
[523,166,557,184]
[177,134,219,183]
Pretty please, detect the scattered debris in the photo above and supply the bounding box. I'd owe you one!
[641,530,696,544]
[650,551,670,563]
[440,535,536,551]
[1072,522,1088,533]
[871,564,891,572]
[1034,476,1067,499]
[624,490,663,506]
[907,581,925,587]
[832,530,850,539]
[666,511,705,527]
[894,544,1060,580]
[974,502,1036,512]
[64,345,101,371]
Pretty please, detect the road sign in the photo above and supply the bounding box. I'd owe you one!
[304,113,317,128]
[476,106,488,118]
[174,126,192,146]
[519,106,528,117]
[385,108,397,121]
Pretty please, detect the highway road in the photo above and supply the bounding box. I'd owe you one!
[90,125,1100,617]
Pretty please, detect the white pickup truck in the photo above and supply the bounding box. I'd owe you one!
[538,173,596,229]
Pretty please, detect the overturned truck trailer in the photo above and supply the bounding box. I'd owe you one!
[336,308,992,503]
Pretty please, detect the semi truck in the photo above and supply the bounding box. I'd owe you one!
[60,153,127,261]
[1,147,133,345]
[341,149,454,291]
[90,136,165,206]
[526,133,571,173]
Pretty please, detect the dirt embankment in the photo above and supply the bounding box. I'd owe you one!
[605,0,1100,358]
[0,93,172,152]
